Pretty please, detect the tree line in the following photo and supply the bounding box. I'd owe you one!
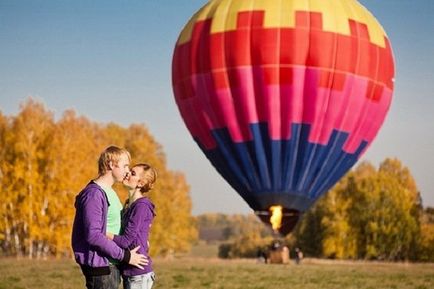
[196,160,434,262]
[0,99,197,259]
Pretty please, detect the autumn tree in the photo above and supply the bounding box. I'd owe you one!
[0,99,55,258]
[294,159,423,261]
[348,159,421,260]
[115,123,197,256]
[0,99,197,258]
[418,207,434,261]
[292,200,324,257]
[43,110,102,257]
[320,173,358,259]
[0,112,9,252]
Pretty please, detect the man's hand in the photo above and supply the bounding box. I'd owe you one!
[106,232,114,240]
[129,246,148,269]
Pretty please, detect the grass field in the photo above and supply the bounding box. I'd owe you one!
[0,257,433,289]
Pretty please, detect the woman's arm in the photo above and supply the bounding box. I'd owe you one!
[112,203,147,249]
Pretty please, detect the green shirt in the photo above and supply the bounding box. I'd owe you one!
[103,186,123,235]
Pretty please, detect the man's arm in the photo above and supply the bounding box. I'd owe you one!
[81,190,130,263]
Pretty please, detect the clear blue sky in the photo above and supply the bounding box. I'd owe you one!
[1,0,433,214]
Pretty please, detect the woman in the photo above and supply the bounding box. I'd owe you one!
[107,163,157,289]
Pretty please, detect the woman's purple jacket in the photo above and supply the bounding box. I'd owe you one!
[71,182,130,275]
[114,197,155,276]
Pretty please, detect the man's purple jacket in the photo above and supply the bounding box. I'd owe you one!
[71,181,130,276]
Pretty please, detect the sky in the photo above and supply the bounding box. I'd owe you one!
[0,0,433,215]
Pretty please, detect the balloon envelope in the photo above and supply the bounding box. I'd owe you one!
[172,0,394,235]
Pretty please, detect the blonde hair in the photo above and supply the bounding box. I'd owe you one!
[98,146,131,175]
[135,163,157,194]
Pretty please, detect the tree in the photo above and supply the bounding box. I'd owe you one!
[418,207,434,261]
[0,99,197,258]
[43,110,101,257]
[0,111,10,252]
[374,158,420,260]
[1,99,55,258]
[292,203,324,257]
[318,173,358,259]
[123,123,197,256]
[293,159,422,261]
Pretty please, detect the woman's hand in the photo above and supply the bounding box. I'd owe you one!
[106,232,114,240]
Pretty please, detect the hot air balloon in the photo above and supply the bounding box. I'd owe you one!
[172,0,394,235]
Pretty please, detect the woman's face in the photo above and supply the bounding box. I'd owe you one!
[122,166,144,190]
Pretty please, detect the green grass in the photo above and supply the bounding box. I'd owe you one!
[0,258,433,289]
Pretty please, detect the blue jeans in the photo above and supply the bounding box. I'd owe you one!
[123,272,155,289]
[83,265,121,289]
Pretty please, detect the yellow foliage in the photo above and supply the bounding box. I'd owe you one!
[419,223,434,261]
[0,99,197,258]
[297,159,423,261]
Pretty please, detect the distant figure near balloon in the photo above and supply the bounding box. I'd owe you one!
[294,247,303,265]
[172,0,395,235]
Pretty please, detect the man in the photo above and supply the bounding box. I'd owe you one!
[72,146,148,289]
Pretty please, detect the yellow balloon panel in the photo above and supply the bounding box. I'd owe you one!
[177,0,387,47]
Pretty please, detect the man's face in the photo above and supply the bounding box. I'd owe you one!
[111,154,130,182]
